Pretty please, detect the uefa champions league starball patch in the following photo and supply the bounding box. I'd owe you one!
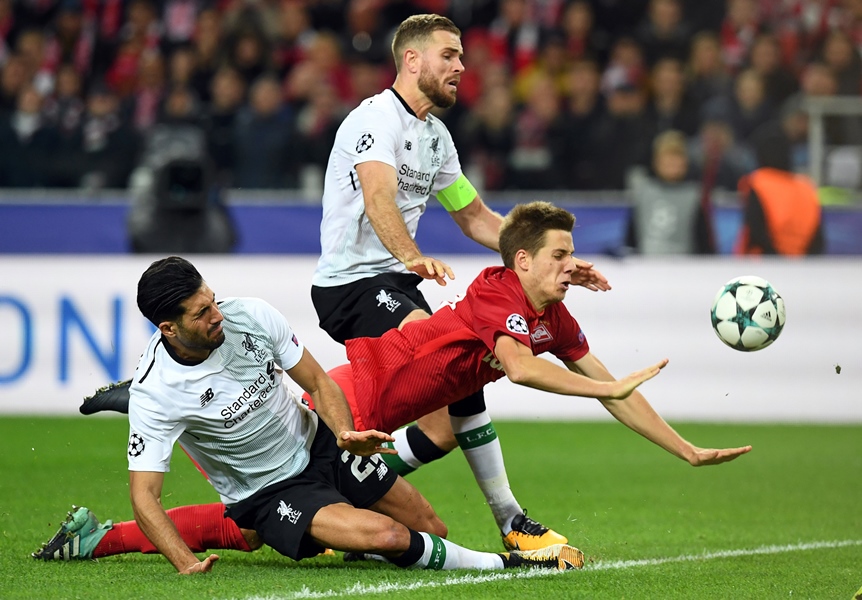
[356,133,374,153]
[128,433,146,458]
[506,313,528,335]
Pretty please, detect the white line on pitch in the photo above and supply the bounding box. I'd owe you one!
[236,539,862,600]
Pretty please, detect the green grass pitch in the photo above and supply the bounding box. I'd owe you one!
[1,417,859,600]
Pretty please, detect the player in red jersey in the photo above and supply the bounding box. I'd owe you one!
[319,202,750,471]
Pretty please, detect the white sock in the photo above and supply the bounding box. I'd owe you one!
[389,427,423,470]
[450,412,522,534]
[415,532,504,570]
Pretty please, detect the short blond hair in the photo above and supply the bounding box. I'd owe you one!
[652,130,687,158]
[391,14,461,73]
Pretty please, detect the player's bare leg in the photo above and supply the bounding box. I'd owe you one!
[366,475,447,538]
[306,503,581,571]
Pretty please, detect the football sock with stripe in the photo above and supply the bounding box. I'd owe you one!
[451,412,523,535]
[389,529,504,570]
[94,503,250,557]
[380,424,450,476]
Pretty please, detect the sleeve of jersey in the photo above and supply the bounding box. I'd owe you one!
[469,281,533,352]
[250,298,305,370]
[344,107,400,168]
[549,304,590,362]
[127,389,184,473]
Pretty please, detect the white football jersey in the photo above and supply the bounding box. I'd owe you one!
[127,297,318,506]
[312,88,463,287]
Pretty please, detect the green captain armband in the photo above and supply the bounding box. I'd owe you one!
[436,174,478,212]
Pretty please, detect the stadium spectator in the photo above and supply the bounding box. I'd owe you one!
[283,30,352,107]
[188,8,224,103]
[42,0,98,84]
[271,0,315,79]
[746,32,799,108]
[512,30,570,104]
[103,0,162,98]
[486,0,543,75]
[226,27,272,89]
[232,74,298,189]
[559,0,609,65]
[645,56,700,137]
[66,81,141,189]
[719,0,763,73]
[625,129,715,254]
[592,63,653,190]
[41,61,85,137]
[293,79,346,184]
[128,50,167,131]
[508,73,566,189]
[459,83,516,191]
[634,0,692,67]
[820,29,862,96]
[685,31,732,114]
[342,0,392,65]
[735,124,824,256]
[203,66,245,186]
[0,83,59,186]
[790,61,862,145]
[160,0,205,53]
[0,55,29,114]
[687,117,756,191]
[703,68,772,145]
[557,57,605,190]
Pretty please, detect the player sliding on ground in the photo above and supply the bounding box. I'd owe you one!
[34,202,751,568]
[35,256,584,574]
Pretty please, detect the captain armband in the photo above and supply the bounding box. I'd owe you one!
[436,174,478,212]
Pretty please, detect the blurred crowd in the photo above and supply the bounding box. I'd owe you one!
[0,0,861,193]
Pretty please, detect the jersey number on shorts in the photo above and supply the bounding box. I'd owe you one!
[340,451,382,482]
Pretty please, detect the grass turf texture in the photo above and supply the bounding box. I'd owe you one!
[2,417,859,600]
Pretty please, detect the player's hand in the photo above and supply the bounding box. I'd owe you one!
[338,430,397,456]
[179,554,219,574]
[570,258,611,292]
[404,256,455,286]
[604,359,669,399]
[686,445,752,466]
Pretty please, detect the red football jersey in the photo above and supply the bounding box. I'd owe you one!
[344,266,590,433]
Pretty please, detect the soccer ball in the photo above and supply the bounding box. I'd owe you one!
[710,276,786,351]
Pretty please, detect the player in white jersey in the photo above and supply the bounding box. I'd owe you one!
[114,256,583,573]
[310,13,609,552]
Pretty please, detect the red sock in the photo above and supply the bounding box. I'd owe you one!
[93,503,251,557]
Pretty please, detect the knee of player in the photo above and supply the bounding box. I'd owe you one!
[368,520,411,553]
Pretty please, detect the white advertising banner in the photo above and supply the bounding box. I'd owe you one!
[0,255,859,422]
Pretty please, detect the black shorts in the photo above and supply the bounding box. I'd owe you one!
[311,272,433,344]
[224,422,398,560]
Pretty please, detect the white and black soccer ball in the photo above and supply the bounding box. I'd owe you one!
[710,275,786,352]
[128,433,145,458]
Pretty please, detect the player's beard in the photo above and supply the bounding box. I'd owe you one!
[418,64,456,109]
[175,321,226,353]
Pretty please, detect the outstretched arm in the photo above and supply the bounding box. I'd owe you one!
[286,348,394,456]
[129,470,219,573]
[494,335,667,400]
[566,353,752,466]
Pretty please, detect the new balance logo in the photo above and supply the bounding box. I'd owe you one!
[404,140,412,150]
[277,500,302,524]
[200,388,214,407]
